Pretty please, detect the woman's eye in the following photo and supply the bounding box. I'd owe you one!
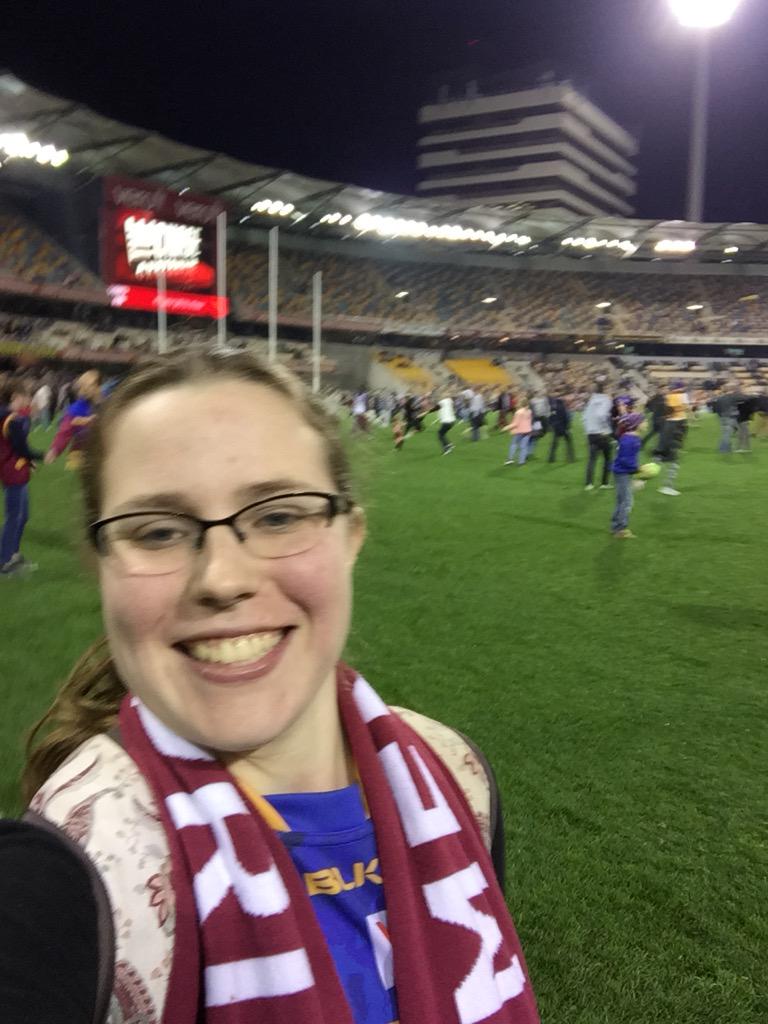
[131,524,188,547]
[257,511,302,530]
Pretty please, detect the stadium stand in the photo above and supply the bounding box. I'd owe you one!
[444,358,514,386]
[1,206,768,346]
[641,359,768,392]
[229,245,768,340]
[0,210,100,289]
[1,208,768,404]
[374,352,435,389]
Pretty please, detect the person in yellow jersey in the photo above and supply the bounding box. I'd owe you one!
[655,380,690,496]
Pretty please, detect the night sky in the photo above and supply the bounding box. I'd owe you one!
[4,0,768,222]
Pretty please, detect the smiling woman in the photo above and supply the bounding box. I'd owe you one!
[2,351,540,1024]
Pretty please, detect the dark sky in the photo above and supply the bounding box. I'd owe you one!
[4,0,768,222]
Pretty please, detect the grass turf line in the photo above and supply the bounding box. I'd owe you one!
[1,415,767,1023]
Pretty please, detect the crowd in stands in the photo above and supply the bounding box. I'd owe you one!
[639,358,768,390]
[0,211,100,289]
[228,244,768,340]
[4,205,768,343]
[531,359,621,410]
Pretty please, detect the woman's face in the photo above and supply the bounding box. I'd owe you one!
[99,379,364,753]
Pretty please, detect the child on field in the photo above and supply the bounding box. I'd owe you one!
[503,396,533,466]
[610,412,644,538]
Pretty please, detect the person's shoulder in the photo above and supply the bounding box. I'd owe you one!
[30,732,154,847]
[389,705,496,849]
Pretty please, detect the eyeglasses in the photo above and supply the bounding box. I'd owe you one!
[90,491,353,576]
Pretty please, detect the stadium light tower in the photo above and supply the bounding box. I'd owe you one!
[669,0,743,222]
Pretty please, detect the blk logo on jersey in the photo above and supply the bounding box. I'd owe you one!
[304,858,382,896]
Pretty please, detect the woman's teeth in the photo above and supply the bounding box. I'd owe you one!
[186,631,284,664]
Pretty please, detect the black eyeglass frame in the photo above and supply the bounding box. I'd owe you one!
[89,491,354,555]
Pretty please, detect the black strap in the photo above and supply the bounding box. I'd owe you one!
[22,810,115,1024]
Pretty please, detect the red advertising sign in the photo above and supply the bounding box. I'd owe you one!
[106,284,228,319]
[101,176,228,319]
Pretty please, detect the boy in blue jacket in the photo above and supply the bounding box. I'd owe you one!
[610,412,644,539]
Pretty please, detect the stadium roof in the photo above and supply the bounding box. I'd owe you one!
[3,71,768,265]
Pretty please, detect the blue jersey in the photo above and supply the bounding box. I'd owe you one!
[247,784,398,1024]
[612,432,641,474]
[67,397,94,419]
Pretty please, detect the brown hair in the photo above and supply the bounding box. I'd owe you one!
[23,350,354,803]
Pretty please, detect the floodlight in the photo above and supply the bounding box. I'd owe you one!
[655,239,696,254]
[481,296,498,304]
[669,0,742,29]
[686,303,704,310]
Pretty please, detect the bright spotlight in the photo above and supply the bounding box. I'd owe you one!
[669,0,742,29]
[481,296,498,304]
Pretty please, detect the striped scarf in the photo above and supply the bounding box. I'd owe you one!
[119,666,540,1024]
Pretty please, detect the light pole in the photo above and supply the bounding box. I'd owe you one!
[669,0,743,222]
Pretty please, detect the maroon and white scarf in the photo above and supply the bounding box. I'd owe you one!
[119,665,540,1024]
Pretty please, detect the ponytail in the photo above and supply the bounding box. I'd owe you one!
[23,638,125,804]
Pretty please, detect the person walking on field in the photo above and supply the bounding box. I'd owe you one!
[0,382,44,576]
[655,380,689,496]
[497,389,513,431]
[736,393,757,453]
[527,391,548,458]
[640,388,667,452]
[403,394,421,436]
[582,382,613,490]
[469,388,485,442]
[530,393,550,437]
[712,382,743,454]
[504,396,533,466]
[351,391,369,434]
[547,390,575,463]
[30,379,53,430]
[435,393,456,454]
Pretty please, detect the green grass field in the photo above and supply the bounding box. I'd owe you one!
[2,414,767,1023]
